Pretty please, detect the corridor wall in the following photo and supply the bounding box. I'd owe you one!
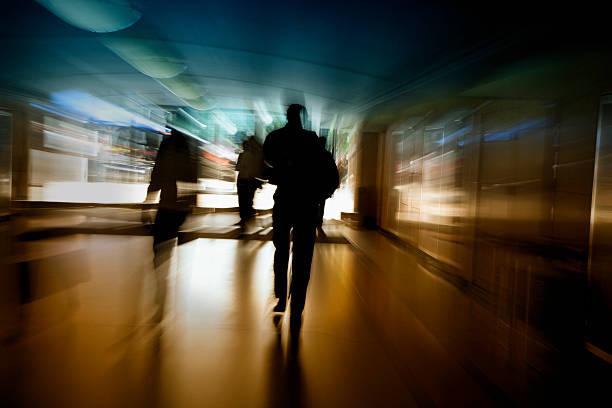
[377,92,603,379]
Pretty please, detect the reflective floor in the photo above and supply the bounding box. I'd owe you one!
[1,222,609,407]
[1,234,417,408]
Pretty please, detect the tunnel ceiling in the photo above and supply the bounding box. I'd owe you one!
[0,1,606,125]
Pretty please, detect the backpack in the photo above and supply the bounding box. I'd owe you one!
[263,127,339,201]
[316,147,340,201]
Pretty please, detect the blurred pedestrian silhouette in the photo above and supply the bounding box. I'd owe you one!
[263,104,339,331]
[144,127,198,323]
[235,135,264,227]
[316,136,332,237]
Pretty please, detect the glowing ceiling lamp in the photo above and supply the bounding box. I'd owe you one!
[102,38,186,79]
[36,0,141,33]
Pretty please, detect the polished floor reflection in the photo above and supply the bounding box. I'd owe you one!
[3,224,610,407]
[1,235,417,408]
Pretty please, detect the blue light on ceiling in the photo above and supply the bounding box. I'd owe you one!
[50,90,169,133]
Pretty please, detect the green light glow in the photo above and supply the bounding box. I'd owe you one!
[36,0,141,33]
[103,38,186,79]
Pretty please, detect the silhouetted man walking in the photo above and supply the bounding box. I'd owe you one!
[236,136,264,226]
[264,104,338,330]
[145,127,198,322]
[316,136,331,236]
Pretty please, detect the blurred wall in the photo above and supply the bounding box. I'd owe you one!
[588,96,612,361]
[371,88,611,390]
[0,110,12,214]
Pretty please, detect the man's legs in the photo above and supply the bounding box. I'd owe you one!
[245,179,258,220]
[289,205,317,319]
[272,204,291,311]
[237,179,248,224]
[152,209,186,322]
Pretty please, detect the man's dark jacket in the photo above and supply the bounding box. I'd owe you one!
[263,124,338,205]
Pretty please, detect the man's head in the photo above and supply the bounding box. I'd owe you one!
[286,104,307,128]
